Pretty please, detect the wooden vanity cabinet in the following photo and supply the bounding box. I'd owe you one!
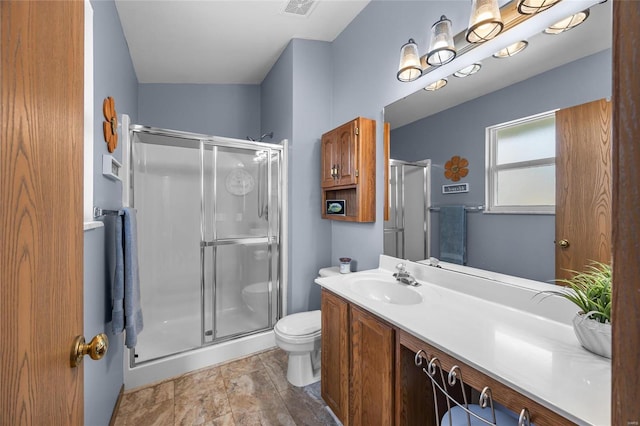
[321,288,576,426]
[320,117,376,222]
[321,289,395,426]
[321,290,350,424]
[350,305,395,426]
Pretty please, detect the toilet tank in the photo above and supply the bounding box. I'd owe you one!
[318,266,340,278]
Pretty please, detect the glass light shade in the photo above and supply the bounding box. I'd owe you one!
[453,63,482,78]
[466,0,504,43]
[397,39,423,82]
[544,10,589,34]
[426,15,456,66]
[517,0,562,15]
[493,40,528,58]
[424,78,448,91]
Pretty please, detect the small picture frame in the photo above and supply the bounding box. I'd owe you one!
[442,183,469,194]
[326,199,346,216]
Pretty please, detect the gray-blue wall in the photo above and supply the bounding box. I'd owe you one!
[85,1,138,425]
[138,83,260,139]
[261,42,296,312]
[390,50,611,282]
[290,39,333,312]
[328,1,471,271]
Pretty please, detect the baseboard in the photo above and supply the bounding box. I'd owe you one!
[109,384,125,426]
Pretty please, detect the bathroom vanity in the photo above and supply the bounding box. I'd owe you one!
[316,255,611,426]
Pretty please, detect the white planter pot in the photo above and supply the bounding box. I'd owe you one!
[572,312,612,359]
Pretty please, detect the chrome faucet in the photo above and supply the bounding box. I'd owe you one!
[393,262,420,286]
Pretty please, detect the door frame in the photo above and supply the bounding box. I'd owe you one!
[611,1,640,423]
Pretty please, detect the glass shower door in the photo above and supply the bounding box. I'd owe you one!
[132,132,203,362]
[201,142,280,342]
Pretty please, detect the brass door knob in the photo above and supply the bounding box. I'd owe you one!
[70,333,109,368]
[558,239,570,248]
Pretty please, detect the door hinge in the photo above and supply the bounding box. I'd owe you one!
[355,169,359,177]
[355,127,359,135]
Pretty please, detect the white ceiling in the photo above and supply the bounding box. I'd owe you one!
[115,0,370,84]
[385,1,612,129]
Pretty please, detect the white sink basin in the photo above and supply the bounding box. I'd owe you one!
[349,277,423,305]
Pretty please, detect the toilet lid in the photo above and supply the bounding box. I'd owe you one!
[275,310,321,336]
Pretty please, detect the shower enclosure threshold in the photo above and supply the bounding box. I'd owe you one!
[124,329,276,390]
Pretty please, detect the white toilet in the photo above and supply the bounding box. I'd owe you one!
[274,266,340,387]
[241,281,268,319]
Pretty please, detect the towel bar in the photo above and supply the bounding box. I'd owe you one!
[93,207,123,218]
[429,205,484,212]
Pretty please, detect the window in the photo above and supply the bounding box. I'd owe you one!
[485,112,556,214]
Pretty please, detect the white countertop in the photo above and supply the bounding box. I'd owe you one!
[315,255,611,426]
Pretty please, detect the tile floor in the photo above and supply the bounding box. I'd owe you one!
[113,348,339,426]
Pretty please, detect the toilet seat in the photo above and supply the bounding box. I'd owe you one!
[274,310,321,337]
[274,326,321,345]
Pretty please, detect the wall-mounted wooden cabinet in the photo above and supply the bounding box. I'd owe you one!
[321,117,376,222]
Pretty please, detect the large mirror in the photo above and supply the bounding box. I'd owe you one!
[384,1,612,283]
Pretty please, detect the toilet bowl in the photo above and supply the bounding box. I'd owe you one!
[273,266,341,387]
[274,310,322,387]
[241,282,268,319]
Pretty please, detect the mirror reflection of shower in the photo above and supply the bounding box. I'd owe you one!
[246,131,274,142]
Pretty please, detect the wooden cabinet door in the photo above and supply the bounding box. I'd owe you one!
[321,290,350,424]
[350,305,394,426]
[556,99,611,280]
[337,120,358,186]
[321,130,338,188]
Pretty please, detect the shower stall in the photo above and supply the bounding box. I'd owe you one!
[384,159,431,261]
[125,125,285,386]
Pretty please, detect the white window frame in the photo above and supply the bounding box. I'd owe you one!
[485,110,556,215]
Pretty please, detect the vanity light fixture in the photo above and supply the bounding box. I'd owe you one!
[424,78,448,91]
[426,15,457,66]
[397,38,423,82]
[544,9,589,34]
[493,40,528,58]
[466,0,504,43]
[453,63,482,78]
[517,0,562,15]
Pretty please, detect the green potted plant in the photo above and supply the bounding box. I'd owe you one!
[543,261,612,358]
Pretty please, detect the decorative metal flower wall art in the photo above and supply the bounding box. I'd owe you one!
[103,97,118,153]
[444,155,469,182]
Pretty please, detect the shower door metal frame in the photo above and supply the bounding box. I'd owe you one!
[128,125,286,367]
[200,137,283,345]
[384,159,431,260]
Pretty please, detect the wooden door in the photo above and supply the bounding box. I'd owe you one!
[350,305,394,426]
[321,290,350,425]
[1,1,85,424]
[555,99,611,280]
[337,120,358,186]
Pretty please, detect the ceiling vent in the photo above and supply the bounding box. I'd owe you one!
[282,0,317,17]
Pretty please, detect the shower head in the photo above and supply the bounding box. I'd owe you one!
[247,132,273,142]
[258,132,274,141]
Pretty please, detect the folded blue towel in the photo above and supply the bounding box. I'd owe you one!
[112,208,143,348]
[439,205,466,265]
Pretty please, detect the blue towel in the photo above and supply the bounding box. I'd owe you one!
[112,208,143,348]
[439,205,466,265]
